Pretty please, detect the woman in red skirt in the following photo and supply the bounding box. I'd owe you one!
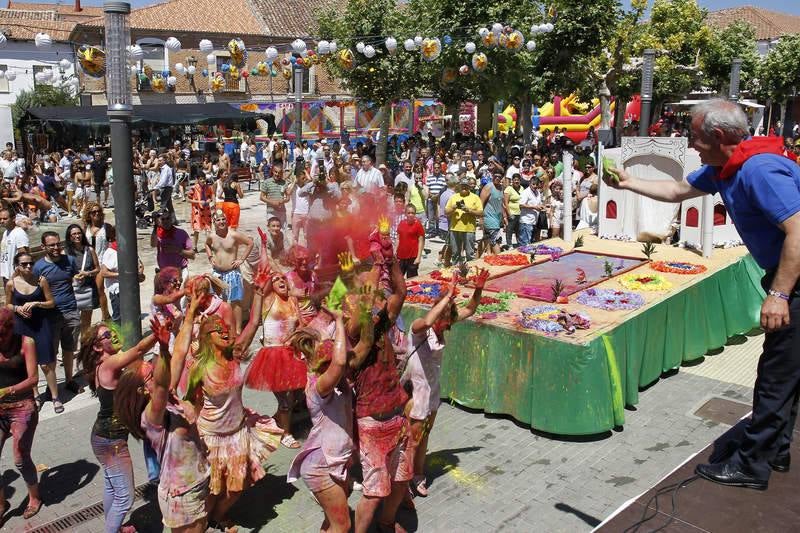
[244,271,305,448]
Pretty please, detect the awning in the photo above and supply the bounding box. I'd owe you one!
[23,103,271,125]
[665,99,765,109]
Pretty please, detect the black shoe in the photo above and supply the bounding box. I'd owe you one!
[769,453,791,473]
[695,462,768,490]
[65,380,84,394]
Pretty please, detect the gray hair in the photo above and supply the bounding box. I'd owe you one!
[691,99,748,140]
[446,172,459,187]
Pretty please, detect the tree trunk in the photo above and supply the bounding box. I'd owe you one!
[599,80,612,129]
[445,102,459,136]
[519,92,533,144]
[613,96,627,142]
[375,103,390,165]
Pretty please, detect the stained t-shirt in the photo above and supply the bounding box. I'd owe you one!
[33,255,77,312]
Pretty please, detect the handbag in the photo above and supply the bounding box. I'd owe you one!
[73,250,94,311]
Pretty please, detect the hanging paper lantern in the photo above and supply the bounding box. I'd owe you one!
[281,68,292,80]
[385,37,397,54]
[472,52,488,72]
[403,39,416,51]
[355,42,365,54]
[210,74,226,92]
[526,40,536,51]
[4,70,15,81]
[289,56,296,65]
[229,65,240,80]
[363,45,376,58]
[296,57,304,67]
[221,63,230,73]
[491,23,503,35]
[544,22,554,32]
[199,39,213,52]
[507,30,524,50]
[161,69,171,77]
[481,32,497,48]
[316,41,330,55]
[129,44,144,61]
[59,58,72,70]
[256,61,269,75]
[498,34,508,48]
[251,67,258,75]
[281,57,290,66]
[421,38,441,62]
[201,69,208,77]
[167,75,177,86]
[174,62,185,74]
[329,41,338,53]
[504,25,514,34]
[151,74,167,93]
[271,66,278,77]
[443,35,452,45]
[266,46,279,61]
[34,33,52,49]
[459,64,470,76]
[187,65,196,75]
[0,34,7,48]
[78,45,106,78]
[478,27,490,38]
[34,72,47,84]
[441,68,457,85]
[68,77,80,88]
[291,39,307,54]
[464,42,476,53]
[165,37,182,52]
[227,38,247,68]
[241,70,249,79]
[206,53,216,64]
[414,36,423,46]
[337,49,355,70]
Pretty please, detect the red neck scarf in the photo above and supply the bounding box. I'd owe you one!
[109,241,118,251]
[719,137,793,179]
[156,226,175,239]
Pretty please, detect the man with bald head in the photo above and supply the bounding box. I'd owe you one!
[607,99,800,491]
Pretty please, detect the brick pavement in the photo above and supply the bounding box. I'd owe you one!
[0,188,761,532]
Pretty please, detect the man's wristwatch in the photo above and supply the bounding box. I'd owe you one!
[768,289,790,301]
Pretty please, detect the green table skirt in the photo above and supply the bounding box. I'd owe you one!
[401,254,765,436]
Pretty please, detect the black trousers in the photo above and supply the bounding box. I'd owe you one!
[731,275,800,479]
[399,258,419,279]
[159,186,174,215]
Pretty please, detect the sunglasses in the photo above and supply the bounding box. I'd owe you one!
[18,261,33,267]
[90,210,102,215]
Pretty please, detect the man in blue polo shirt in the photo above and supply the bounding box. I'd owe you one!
[606,99,800,491]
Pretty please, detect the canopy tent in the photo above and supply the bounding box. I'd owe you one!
[23,103,270,126]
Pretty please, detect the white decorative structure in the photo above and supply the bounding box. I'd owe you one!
[199,39,214,52]
[165,37,182,52]
[34,33,52,49]
[679,192,741,254]
[598,137,688,241]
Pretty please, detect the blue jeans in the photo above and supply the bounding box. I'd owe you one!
[143,438,161,483]
[519,223,534,246]
[90,434,134,533]
[449,231,475,264]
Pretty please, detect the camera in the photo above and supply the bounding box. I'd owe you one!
[456,199,466,209]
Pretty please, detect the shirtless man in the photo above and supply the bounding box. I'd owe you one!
[205,210,254,332]
[217,143,231,175]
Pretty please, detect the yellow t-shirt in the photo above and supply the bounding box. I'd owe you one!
[409,185,425,214]
[446,192,482,233]
[504,186,521,216]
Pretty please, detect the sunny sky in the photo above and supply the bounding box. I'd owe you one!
[21,0,800,16]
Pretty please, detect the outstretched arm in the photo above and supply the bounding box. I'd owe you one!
[234,289,264,359]
[607,166,706,203]
[170,288,201,391]
[457,269,489,322]
[104,333,157,373]
[144,318,172,428]
[316,311,346,397]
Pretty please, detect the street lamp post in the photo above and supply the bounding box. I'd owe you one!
[104,1,141,345]
[639,49,655,137]
[293,63,303,146]
[728,58,742,102]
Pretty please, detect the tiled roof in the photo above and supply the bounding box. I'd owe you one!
[79,0,266,35]
[6,2,103,20]
[0,8,76,40]
[249,0,343,37]
[707,5,800,41]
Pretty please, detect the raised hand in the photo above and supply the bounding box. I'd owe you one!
[474,268,490,289]
[377,214,391,236]
[150,316,171,347]
[338,251,355,274]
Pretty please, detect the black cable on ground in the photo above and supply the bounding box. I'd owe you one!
[622,474,699,533]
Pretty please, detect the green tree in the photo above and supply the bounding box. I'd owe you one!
[317,0,423,163]
[757,34,800,103]
[12,84,78,130]
[701,21,761,97]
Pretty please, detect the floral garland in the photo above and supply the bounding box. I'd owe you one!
[517,305,591,335]
[406,281,451,305]
[650,261,707,275]
[517,244,564,257]
[618,273,672,291]
[464,291,516,315]
[483,253,530,266]
[575,288,645,311]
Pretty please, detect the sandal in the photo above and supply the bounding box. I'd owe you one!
[23,499,42,519]
[281,434,301,449]
[35,396,46,412]
[53,399,64,414]
[412,475,428,497]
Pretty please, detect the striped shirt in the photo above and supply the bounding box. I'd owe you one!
[426,174,447,198]
[260,177,288,217]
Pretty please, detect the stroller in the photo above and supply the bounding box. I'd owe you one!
[135,193,154,228]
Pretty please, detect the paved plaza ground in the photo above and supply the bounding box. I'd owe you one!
[1,189,762,532]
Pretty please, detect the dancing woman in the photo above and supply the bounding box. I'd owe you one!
[78,323,157,533]
[403,269,487,497]
[114,319,211,533]
[285,304,374,533]
[244,271,305,449]
[0,308,42,520]
[172,280,282,529]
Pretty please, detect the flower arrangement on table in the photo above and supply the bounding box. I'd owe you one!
[575,288,645,311]
[650,261,707,275]
[618,273,672,291]
[406,281,452,305]
[464,291,516,316]
[482,253,530,266]
[516,244,564,258]
[517,305,591,335]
